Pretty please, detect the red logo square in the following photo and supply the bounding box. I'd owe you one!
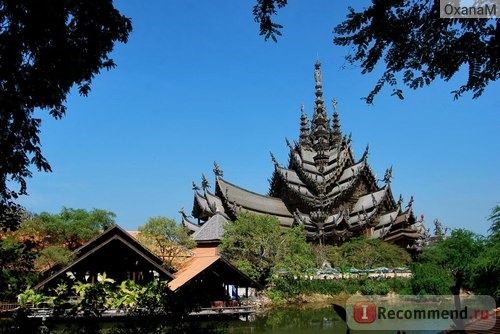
[353,301,376,323]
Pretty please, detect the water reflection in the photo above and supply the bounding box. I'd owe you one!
[1,306,442,333]
[227,306,440,334]
[228,306,347,333]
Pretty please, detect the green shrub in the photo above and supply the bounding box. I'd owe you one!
[360,279,376,295]
[410,263,453,295]
[266,289,285,304]
[388,278,411,294]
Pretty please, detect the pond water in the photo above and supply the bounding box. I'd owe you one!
[228,306,347,333]
[1,305,441,333]
[226,306,440,334]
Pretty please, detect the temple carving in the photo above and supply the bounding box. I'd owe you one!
[184,61,428,249]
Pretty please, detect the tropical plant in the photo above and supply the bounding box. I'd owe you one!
[113,280,145,311]
[72,273,115,316]
[17,287,45,307]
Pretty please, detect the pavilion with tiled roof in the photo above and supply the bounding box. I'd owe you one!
[183,61,428,248]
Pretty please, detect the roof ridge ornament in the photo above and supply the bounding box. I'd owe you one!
[383,166,393,184]
[213,161,223,177]
[201,174,210,191]
[270,152,279,167]
[406,195,414,210]
[192,181,201,191]
[362,144,370,160]
[179,207,191,220]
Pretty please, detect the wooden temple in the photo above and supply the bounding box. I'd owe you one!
[184,61,428,249]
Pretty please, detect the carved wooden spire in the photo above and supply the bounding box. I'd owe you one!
[299,104,311,148]
[311,62,331,173]
[330,99,342,147]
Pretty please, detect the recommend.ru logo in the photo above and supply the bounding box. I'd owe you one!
[346,295,496,331]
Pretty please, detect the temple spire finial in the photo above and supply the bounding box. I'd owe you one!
[311,61,330,153]
[314,60,322,88]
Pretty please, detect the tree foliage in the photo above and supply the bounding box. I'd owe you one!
[34,244,75,271]
[408,225,500,299]
[16,207,116,251]
[317,236,412,270]
[0,0,132,229]
[0,235,37,300]
[410,261,454,295]
[418,229,485,293]
[469,205,500,301]
[1,206,116,286]
[487,205,500,239]
[220,212,315,284]
[252,0,287,42]
[334,1,498,103]
[137,216,196,269]
[252,0,498,103]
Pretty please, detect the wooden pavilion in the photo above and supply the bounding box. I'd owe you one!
[34,224,174,291]
[168,247,261,311]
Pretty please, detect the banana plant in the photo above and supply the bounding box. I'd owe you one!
[113,280,144,311]
[17,286,45,308]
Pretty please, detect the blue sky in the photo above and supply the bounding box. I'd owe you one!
[19,1,499,236]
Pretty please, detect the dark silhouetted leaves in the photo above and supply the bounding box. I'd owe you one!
[252,0,498,103]
[0,0,132,229]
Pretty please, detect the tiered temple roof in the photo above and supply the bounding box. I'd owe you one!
[183,61,428,248]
